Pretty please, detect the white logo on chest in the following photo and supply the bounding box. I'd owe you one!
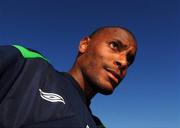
[39,89,65,104]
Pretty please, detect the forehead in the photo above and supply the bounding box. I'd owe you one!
[91,28,137,51]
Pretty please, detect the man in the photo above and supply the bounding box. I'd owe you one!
[0,26,137,128]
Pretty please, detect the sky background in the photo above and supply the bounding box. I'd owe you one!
[0,0,179,128]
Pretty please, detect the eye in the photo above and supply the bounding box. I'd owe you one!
[109,41,119,50]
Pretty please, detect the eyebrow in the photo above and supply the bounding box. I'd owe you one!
[113,39,129,49]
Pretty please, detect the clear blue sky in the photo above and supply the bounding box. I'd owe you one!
[0,0,179,128]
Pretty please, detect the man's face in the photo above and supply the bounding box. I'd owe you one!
[79,28,137,95]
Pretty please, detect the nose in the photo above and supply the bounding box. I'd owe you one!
[115,54,128,70]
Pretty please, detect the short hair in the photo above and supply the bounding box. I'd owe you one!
[89,26,137,42]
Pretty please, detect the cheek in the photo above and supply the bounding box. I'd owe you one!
[84,51,107,77]
[86,50,104,68]
[84,46,113,77]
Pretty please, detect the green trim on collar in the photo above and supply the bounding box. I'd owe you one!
[12,45,48,62]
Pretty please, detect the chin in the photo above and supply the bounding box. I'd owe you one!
[99,88,114,95]
[88,74,117,95]
[97,83,115,95]
[100,90,113,95]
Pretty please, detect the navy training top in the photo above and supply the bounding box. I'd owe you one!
[0,45,105,128]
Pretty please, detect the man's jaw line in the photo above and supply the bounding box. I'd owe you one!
[68,66,97,101]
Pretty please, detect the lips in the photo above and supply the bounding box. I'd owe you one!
[105,67,122,83]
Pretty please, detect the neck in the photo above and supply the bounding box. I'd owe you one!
[68,64,97,102]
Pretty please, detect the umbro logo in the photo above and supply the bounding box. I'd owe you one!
[39,89,65,104]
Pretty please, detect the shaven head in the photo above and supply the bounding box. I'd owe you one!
[89,26,137,44]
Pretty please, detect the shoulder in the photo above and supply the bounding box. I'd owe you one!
[0,44,49,62]
[12,45,49,62]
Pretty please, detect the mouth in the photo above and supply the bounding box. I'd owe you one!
[105,67,122,84]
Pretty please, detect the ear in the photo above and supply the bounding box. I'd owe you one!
[79,36,91,53]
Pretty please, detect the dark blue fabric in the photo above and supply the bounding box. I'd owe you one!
[0,45,97,128]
